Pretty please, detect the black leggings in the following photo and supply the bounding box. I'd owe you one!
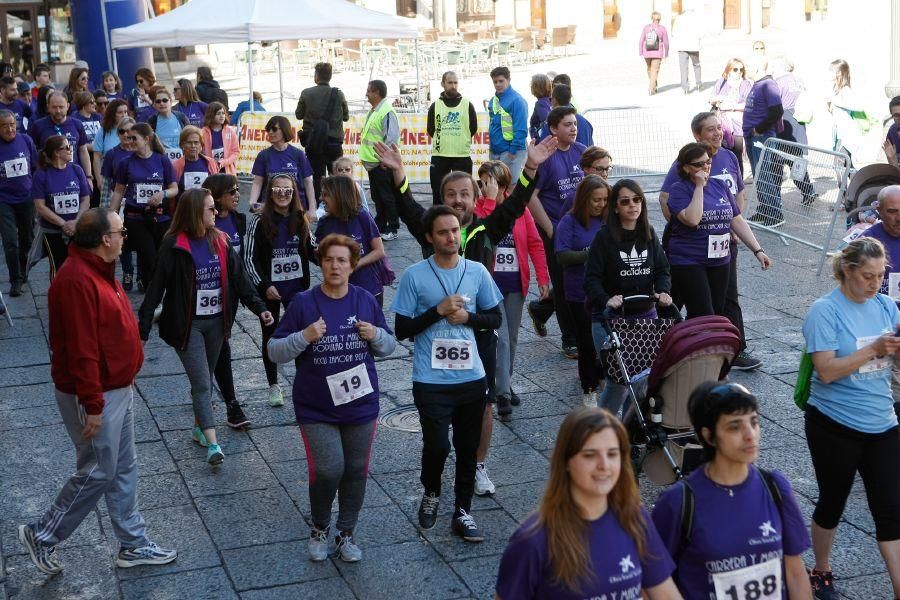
[125,217,166,289]
[806,405,900,540]
[42,232,69,280]
[569,301,599,392]
[261,298,286,386]
[670,263,730,319]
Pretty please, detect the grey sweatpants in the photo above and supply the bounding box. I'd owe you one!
[495,292,525,397]
[35,386,149,549]
[175,318,224,430]
[299,420,377,532]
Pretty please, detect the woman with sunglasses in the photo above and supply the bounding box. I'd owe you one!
[172,79,208,128]
[110,123,178,291]
[666,142,770,320]
[147,86,189,163]
[554,175,609,407]
[32,135,91,277]
[100,70,123,101]
[651,382,812,600]
[496,407,680,600]
[315,176,385,305]
[245,174,314,408]
[709,59,752,176]
[585,179,672,416]
[172,125,217,200]
[64,67,90,106]
[248,116,315,220]
[130,68,156,122]
[200,101,239,175]
[580,146,613,181]
[138,188,273,466]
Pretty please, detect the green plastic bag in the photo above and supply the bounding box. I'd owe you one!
[793,351,814,410]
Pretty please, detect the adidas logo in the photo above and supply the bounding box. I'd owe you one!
[619,246,647,267]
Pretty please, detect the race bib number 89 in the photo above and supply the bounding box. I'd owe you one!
[712,558,781,600]
[431,338,474,370]
[271,255,303,281]
[494,248,519,272]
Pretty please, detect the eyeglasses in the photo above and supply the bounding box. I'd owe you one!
[617,195,643,206]
[731,67,744,72]
[689,159,712,168]
[125,135,138,142]
[117,128,131,135]
[753,45,765,51]
[154,98,170,104]
[57,145,72,152]
[226,187,240,195]
[272,186,293,196]
[593,165,612,173]
[107,227,128,238]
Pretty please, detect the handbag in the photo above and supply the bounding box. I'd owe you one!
[793,351,813,410]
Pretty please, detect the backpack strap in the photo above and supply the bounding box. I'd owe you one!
[678,479,695,556]
[756,466,783,514]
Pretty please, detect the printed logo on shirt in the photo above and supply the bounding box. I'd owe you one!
[345,315,358,327]
[619,554,636,573]
[759,521,777,537]
[747,520,782,546]
[151,172,160,178]
[285,162,295,169]
[608,552,642,585]
[619,246,651,277]
[717,196,730,206]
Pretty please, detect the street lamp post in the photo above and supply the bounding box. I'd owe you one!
[887,0,900,98]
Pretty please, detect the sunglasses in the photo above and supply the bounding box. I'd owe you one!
[689,159,712,168]
[117,128,132,135]
[227,187,240,195]
[154,98,170,104]
[617,195,643,205]
[57,145,72,151]
[125,135,138,142]
[731,67,744,72]
[272,186,293,196]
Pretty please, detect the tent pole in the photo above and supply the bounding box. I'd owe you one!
[248,43,255,113]
[142,0,175,85]
[277,41,284,112]
[414,38,421,112]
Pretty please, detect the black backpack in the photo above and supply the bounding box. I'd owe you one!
[302,88,338,155]
[645,28,660,51]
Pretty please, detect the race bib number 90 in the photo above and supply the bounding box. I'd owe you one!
[271,254,303,281]
[326,363,374,406]
[494,248,519,272]
[196,288,223,316]
[166,148,183,162]
[53,192,80,215]
[708,233,731,259]
[134,183,162,204]
[712,558,781,600]
[431,338,474,370]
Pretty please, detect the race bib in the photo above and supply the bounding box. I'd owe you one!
[857,334,893,374]
[326,363,374,406]
[196,288,223,316]
[888,272,900,301]
[708,233,731,259]
[166,148,183,161]
[52,192,80,215]
[271,254,303,281]
[183,171,206,190]
[494,247,519,272]
[712,557,781,600]
[134,183,162,204]
[212,147,225,161]
[4,157,28,178]
[83,121,101,139]
[431,338,474,370]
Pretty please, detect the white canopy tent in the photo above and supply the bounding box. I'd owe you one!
[110,0,422,110]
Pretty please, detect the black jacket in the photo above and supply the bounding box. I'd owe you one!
[138,232,268,349]
[196,79,229,109]
[295,83,350,141]
[584,226,671,318]
[243,213,313,299]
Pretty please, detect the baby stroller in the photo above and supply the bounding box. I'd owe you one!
[843,163,900,225]
[601,297,742,485]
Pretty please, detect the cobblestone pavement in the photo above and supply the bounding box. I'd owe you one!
[0,181,893,599]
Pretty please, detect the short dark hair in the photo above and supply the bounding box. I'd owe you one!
[264,115,295,142]
[0,76,14,88]
[551,83,572,106]
[688,381,758,463]
[423,205,458,235]
[676,142,711,180]
[891,96,900,111]
[490,66,510,80]
[690,111,718,136]
[73,208,113,249]
[34,64,51,77]
[547,105,577,129]
[552,73,572,88]
[315,62,333,83]
[196,66,213,81]
[368,80,387,99]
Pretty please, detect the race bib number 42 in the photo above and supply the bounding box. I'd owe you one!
[708,233,731,259]
[271,254,303,281]
[196,288,223,316]
[53,192,80,215]
[326,363,374,406]
[494,248,519,272]
[712,557,781,600]
[431,338,474,370]
[135,183,162,204]
[212,147,225,161]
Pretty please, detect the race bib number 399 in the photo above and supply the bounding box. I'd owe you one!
[135,183,162,204]
[271,254,303,281]
[326,363,374,406]
[431,338,474,370]
[712,557,781,600]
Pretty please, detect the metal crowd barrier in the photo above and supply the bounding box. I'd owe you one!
[743,137,852,275]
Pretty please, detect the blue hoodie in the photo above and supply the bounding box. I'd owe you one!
[488,86,528,154]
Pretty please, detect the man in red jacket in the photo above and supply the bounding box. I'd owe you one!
[17,208,177,576]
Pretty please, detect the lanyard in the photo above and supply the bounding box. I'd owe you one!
[427,256,467,298]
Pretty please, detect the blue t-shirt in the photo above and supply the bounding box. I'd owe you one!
[153,113,184,152]
[215,212,242,256]
[189,236,224,319]
[391,257,503,384]
[93,127,120,157]
[32,163,91,229]
[0,133,38,204]
[555,214,603,303]
[666,177,739,267]
[535,142,586,226]
[0,99,32,134]
[743,77,783,138]
[803,289,900,433]
[652,467,810,600]
[492,232,520,295]
[496,509,674,600]
[251,145,314,209]
[273,285,390,425]
[71,111,103,143]
[315,211,383,298]
[27,116,89,155]
[114,152,176,221]
[661,148,745,201]
[174,101,208,127]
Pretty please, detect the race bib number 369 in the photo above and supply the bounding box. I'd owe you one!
[271,254,303,281]
[431,338,474,370]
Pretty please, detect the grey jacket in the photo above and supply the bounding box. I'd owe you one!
[295,83,350,141]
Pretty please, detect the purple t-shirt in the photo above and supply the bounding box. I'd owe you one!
[174,101,209,127]
[651,467,810,600]
[32,163,91,229]
[742,77,783,138]
[492,232,521,295]
[251,145,314,208]
[210,129,224,161]
[215,212,242,255]
[661,148,744,200]
[0,133,38,204]
[179,156,214,194]
[71,111,103,143]
[27,116,89,153]
[101,146,132,179]
[887,123,900,157]
[114,152,176,221]
[273,285,389,425]
[555,213,603,303]
[666,177,738,267]
[496,509,674,600]
[861,222,900,298]
[535,142,586,226]
[270,215,308,303]
[0,99,32,134]
[315,211,383,297]
[189,236,224,319]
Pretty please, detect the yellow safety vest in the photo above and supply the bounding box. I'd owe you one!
[359,100,397,163]
[433,98,471,158]
[490,96,514,141]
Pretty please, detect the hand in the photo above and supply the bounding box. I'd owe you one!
[525,135,559,170]
[149,191,164,207]
[538,284,550,301]
[355,320,377,341]
[884,140,898,165]
[656,292,673,307]
[303,317,327,343]
[61,221,76,236]
[259,311,274,326]
[437,294,465,317]
[265,286,282,301]
[756,251,772,270]
[606,295,624,309]
[81,413,102,439]
[445,308,469,325]
[482,175,499,199]
[250,202,264,214]
[374,142,403,171]
[870,333,900,357]
[692,169,709,187]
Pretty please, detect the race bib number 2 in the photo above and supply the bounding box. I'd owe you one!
[184,171,206,190]
[713,557,781,600]
[431,338,474,370]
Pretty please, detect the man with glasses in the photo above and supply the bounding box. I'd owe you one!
[0,109,38,297]
[0,76,32,134]
[883,96,900,167]
[18,208,177,576]
[580,146,613,181]
[27,91,92,186]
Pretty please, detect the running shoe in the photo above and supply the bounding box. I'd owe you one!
[451,509,484,542]
[333,531,362,562]
[18,524,62,575]
[526,301,548,337]
[418,492,440,530]
[122,272,133,292]
[731,351,763,371]
[474,463,496,496]
[582,391,598,408]
[268,384,284,407]
[509,388,521,407]
[563,345,579,359]
[207,443,224,466]
[191,426,209,447]
[9,281,22,297]
[226,404,251,429]
[380,231,398,241]
[115,541,177,568]
[496,395,512,422]
[809,569,839,600]
[308,526,330,562]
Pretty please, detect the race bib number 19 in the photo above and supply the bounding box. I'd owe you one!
[326,363,374,406]
[431,338,474,370]
[712,558,781,600]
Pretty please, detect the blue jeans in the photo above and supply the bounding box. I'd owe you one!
[747,133,784,219]
[490,149,528,183]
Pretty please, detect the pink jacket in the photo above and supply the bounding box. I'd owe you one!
[638,24,669,59]
[200,125,240,175]
[474,196,550,296]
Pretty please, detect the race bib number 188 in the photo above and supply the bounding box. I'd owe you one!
[712,557,781,600]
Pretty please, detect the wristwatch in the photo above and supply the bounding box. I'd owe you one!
[753,248,765,256]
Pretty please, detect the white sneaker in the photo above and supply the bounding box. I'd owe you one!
[474,463,495,496]
[308,526,330,562]
[582,391,597,408]
[333,532,362,562]
[268,384,284,407]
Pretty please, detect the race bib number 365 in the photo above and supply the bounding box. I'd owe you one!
[271,254,303,281]
[431,338,474,370]
[712,557,781,600]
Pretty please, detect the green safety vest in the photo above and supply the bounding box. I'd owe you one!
[359,100,397,163]
[490,96,514,141]
[433,98,471,158]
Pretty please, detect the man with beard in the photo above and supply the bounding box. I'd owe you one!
[427,71,478,206]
